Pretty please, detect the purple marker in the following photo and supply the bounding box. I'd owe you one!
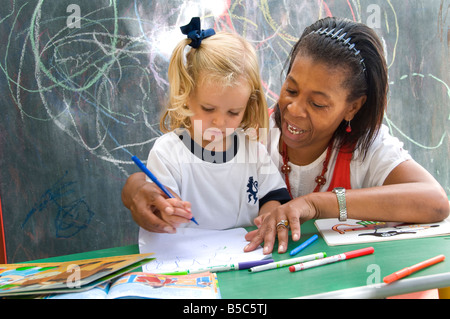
[238,259,274,270]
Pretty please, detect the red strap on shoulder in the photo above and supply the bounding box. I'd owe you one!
[327,144,353,191]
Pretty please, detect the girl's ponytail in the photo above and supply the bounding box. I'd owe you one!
[160,39,194,132]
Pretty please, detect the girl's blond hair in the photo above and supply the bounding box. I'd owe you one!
[160,31,268,136]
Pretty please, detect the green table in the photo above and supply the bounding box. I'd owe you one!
[220,221,450,298]
[31,220,450,299]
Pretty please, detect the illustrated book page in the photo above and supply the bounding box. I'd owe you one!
[42,271,220,299]
[315,218,450,246]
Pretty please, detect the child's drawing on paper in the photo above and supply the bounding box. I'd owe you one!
[332,220,440,238]
[315,218,450,246]
[139,227,268,273]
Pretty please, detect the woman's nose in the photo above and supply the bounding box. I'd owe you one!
[287,98,307,118]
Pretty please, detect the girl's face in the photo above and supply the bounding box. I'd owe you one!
[187,76,251,150]
[278,55,365,163]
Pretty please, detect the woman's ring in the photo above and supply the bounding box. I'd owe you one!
[276,219,289,229]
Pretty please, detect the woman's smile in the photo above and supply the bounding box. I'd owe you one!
[283,119,310,143]
[287,123,307,135]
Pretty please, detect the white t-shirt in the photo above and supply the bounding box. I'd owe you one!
[266,115,412,198]
[143,128,290,230]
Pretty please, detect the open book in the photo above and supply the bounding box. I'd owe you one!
[42,272,220,299]
[0,254,153,297]
[315,218,450,246]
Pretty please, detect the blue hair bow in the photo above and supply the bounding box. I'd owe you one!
[180,17,216,49]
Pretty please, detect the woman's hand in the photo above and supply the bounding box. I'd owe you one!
[244,195,318,254]
[162,198,192,229]
[245,159,450,255]
[122,172,193,233]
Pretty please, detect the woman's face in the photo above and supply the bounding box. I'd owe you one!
[278,54,364,162]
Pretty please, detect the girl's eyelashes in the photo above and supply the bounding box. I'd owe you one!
[201,105,214,112]
[201,105,243,116]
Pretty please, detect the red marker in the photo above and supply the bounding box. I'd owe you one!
[383,255,445,284]
[289,247,374,272]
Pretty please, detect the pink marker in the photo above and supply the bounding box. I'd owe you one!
[289,247,374,272]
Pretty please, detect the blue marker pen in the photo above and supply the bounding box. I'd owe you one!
[131,155,199,225]
[289,234,318,256]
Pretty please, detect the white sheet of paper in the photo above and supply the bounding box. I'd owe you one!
[139,227,269,273]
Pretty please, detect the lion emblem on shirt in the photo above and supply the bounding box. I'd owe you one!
[246,176,258,204]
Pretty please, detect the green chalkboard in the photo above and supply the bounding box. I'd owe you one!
[0,0,448,263]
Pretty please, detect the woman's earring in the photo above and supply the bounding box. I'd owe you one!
[346,120,352,133]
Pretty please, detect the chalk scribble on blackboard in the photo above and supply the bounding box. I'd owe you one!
[22,171,95,239]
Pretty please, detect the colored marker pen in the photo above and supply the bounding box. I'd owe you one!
[131,155,198,225]
[383,254,445,284]
[289,247,374,272]
[249,252,326,273]
[289,234,319,256]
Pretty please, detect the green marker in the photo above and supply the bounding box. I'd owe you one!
[248,252,327,273]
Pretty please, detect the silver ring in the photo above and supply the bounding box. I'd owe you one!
[276,219,289,229]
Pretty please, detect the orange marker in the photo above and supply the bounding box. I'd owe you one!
[383,255,445,284]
